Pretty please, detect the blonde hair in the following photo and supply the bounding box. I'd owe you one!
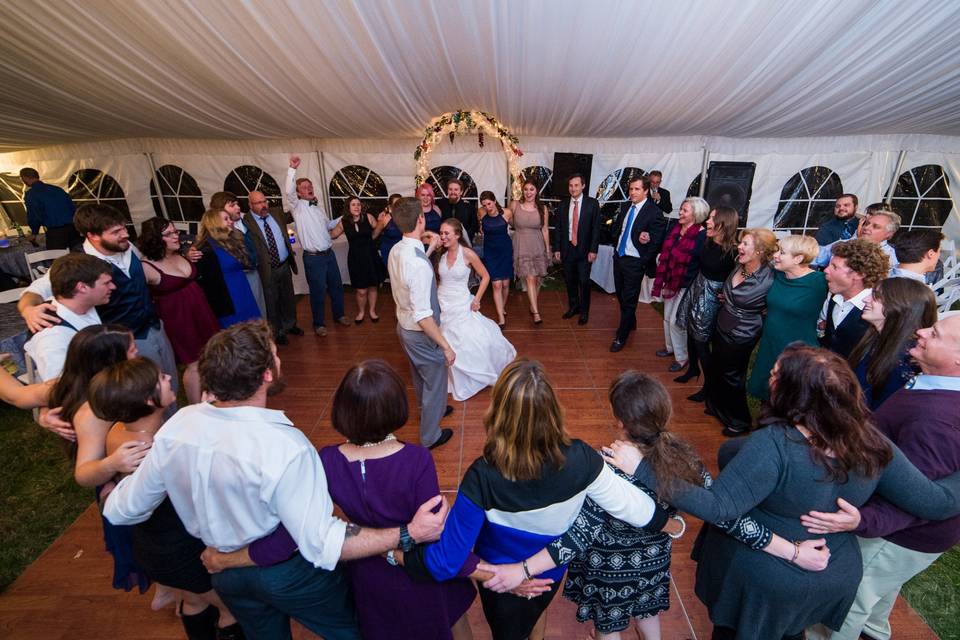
[777,234,819,264]
[196,208,251,268]
[483,359,569,481]
[741,228,778,262]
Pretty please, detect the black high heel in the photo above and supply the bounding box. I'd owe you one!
[687,388,706,402]
[674,370,701,383]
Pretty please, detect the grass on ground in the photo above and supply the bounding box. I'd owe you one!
[0,403,91,592]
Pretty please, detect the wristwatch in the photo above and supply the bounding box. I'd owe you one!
[399,524,415,552]
[385,550,398,566]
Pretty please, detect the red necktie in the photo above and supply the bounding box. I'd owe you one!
[571,199,580,246]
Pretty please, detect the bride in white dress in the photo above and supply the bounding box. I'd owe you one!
[426,218,517,401]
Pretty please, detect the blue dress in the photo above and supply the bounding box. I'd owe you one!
[379,218,403,266]
[854,348,918,409]
[97,486,151,593]
[424,208,442,233]
[481,214,513,281]
[212,241,261,328]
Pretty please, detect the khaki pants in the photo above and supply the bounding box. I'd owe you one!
[807,536,941,640]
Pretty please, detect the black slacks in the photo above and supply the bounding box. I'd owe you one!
[613,254,645,341]
[263,261,298,337]
[44,224,82,250]
[562,254,592,314]
[705,333,758,432]
[478,581,559,640]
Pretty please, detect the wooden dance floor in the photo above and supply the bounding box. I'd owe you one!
[0,290,938,639]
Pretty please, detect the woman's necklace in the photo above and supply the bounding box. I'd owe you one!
[739,263,757,280]
[358,433,397,448]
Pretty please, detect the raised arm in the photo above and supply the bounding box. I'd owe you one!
[285,156,300,209]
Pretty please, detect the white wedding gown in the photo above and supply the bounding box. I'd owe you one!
[438,248,517,401]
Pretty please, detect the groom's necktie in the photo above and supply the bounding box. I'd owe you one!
[415,248,442,325]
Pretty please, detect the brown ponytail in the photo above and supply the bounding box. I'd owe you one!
[608,371,703,501]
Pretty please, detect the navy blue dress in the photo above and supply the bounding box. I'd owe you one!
[379,218,403,266]
[424,208,442,233]
[481,214,514,281]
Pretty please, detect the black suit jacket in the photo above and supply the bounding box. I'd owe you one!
[651,187,672,215]
[610,199,667,269]
[439,199,479,242]
[243,208,298,285]
[552,196,601,260]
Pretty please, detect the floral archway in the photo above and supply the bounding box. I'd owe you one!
[414,110,524,200]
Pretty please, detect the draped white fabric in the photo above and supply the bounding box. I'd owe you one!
[1,0,959,152]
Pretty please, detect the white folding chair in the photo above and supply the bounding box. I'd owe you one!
[26,249,69,280]
[933,276,960,314]
[0,286,27,303]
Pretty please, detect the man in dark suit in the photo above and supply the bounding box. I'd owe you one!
[819,238,889,358]
[438,178,479,243]
[243,190,303,345]
[610,175,668,352]
[648,170,673,215]
[552,173,601,324]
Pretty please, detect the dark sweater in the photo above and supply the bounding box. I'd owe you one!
[854,387,960,553]
[698,240,736,282]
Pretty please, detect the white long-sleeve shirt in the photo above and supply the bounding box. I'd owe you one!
[388,236,437,331]
[284,167,340,253]
[103,402,347,570]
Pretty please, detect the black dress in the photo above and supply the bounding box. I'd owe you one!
[343,214,384,288]
[131,497,211,594]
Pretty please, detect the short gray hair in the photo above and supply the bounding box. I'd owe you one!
[683,197,710,224]
[870,210,901,234]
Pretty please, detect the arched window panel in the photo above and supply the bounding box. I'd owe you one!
[687,174,703,198]
[505,166,560,217]
[224,165,282,213]
[426,165,479,206]
[0,172,27,226]
[890,165,953,229]
[150,165,205,222]
[774,166,843,234]
[328,165,389,219]
[68,169,135,238]
[596,167,644,233]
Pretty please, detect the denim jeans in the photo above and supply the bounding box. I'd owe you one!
[211,553,359,640]
[302,251,345,328]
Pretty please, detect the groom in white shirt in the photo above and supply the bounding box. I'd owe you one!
[388,197,455,450]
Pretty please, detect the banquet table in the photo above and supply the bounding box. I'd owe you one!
[0,236,48,282]
[0,302,30,378]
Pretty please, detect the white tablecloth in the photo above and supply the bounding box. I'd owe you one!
[290,235,351,295]
[589,244,661,302]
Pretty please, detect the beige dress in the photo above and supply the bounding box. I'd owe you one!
[512,205,550,277]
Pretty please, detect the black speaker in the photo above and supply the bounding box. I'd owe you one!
[552,153,593,199]
[704,161,756,227]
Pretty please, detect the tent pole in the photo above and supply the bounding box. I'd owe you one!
[145,152,171,219]
[315,150,331,216]
[886,150,907,205]
[698,146,710,198]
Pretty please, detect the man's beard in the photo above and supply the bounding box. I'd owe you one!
[267,373,287,397]
[448,196,460,204]
[100,238,129,253]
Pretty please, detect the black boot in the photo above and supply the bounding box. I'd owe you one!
[217,622,246,640]
[180,604,219,640]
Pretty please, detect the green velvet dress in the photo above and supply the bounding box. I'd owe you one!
[747,269,827,400]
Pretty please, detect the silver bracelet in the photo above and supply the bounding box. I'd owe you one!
[667,514,686,539]
[521,559,532,581]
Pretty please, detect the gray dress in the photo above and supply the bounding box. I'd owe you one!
[632,424,960,640]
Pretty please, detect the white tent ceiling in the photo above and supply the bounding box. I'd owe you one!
[1,0,959,153]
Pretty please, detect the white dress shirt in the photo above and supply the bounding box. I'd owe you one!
[233,218,248,235]
[388,236,436,331]
[889,267,928,283]
[285,168,340,253]
[616,199,647,259]
[103,402,347,570]
[819,287,872,328]
[23,301,101,381]
[567,196,583,243]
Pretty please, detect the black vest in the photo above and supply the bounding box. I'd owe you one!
[95,253,158,339]
[822,297,869,359]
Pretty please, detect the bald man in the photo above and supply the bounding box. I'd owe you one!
[243,190,302,344]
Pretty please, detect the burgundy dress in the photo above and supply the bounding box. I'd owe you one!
[145,261,221,364]
[319,443,477,640]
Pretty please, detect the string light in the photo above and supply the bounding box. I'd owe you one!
[414,110,524,200]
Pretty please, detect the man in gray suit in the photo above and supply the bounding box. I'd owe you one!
[387,197,455,450]
[243,190,303,345]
